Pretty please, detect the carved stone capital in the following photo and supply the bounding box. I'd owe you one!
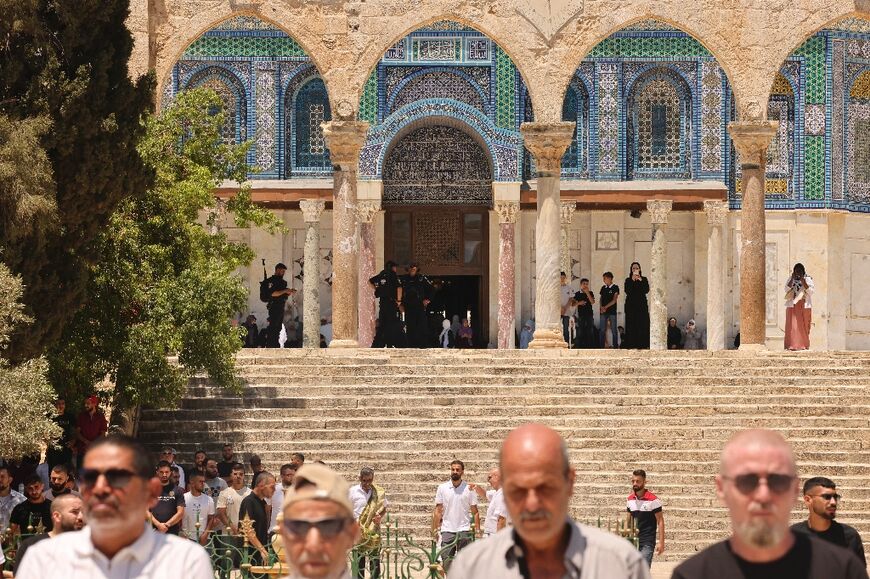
[520,122,575,175]
[299,198,326,223]
[560,201,576,225]
[322,121,370,169]
[355,200,382,224]
[727,121,779,167]
[703,200,729,227]
[647,199,673,225]
[495,201,520,224]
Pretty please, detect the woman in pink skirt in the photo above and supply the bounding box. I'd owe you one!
[784,263,814,350]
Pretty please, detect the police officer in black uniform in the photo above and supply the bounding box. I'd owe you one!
[401,262,434,348]
[369,260,403,347]
[265,263,297,347]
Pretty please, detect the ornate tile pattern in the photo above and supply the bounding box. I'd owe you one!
[494,45,516,130]
[832,40,845,200]
[390,70,486,114]
[847,102,870,203]
[255,62,277,173]
[805,103,825,136]
[700,61,724,173]
[359,71,378,124]
[597,62,621,176]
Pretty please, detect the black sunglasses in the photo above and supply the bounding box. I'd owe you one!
[79,468,140,490]
[810,493,841,502]
[723,473,795,495]
[283,517,350,538]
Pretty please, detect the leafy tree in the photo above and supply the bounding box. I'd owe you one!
[49,89,282,410]
[0,262,61,458]
[0,0,154,361]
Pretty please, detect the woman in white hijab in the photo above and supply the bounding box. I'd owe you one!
[438,318,455,348]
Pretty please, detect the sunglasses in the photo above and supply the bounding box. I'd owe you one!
[810,493,841,502]
[283,517,350,538]
[722,473,795,495]
[79,468,140,490]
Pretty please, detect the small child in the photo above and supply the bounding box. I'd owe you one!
[458,318,474,348]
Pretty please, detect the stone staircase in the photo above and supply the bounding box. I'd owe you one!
[137,349,870,562]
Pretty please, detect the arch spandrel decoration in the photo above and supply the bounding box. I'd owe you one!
[847,68,870,203]
[357,20,527,182]
[165,15,323,180]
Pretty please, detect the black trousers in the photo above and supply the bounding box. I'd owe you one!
[356,551,382,578]
[266,303,284,347]
[373,300,404,347]
[404,304,428,347]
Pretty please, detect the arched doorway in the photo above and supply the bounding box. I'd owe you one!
[382,122,492,347]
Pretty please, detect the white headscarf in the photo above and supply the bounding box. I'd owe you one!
[439,319,452,348]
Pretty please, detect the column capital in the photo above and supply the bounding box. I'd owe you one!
[355,200,382,224]
[703,199,729,227]
[727,121,779,166]
[646,199,673,224]
[494,201,520,224]
[299,198,326,223]
[560,201,576,225]
[520,121,575,174]
[322,120,370,169]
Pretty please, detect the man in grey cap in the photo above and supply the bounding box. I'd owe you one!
[279,463,360,579]
[450,424,649,579]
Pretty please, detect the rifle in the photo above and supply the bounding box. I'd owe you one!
[262,258,267,282]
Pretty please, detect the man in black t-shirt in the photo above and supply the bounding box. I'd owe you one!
[9,476,52,535]
[149,461,185,535]
[239,472,276,565]
[264,263,297,348]
[573,278,596,348]
[673,429,867,579]
[217,443,236,480]
[599,272,620,348]
[791,476,865,565]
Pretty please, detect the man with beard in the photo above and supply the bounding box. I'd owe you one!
[432,460,479,572]
[74,395,107,465]
[792,477,865,565]
[270,464,296,532]
[44,464,79,500]
[401,263,433,347]
[13,493,84,573]
[15,434,212,578]
[204,458,228,504]
[0,466,25,534]
[626,469,664,567]
[9,475,52,535]
[451,424,647,579]
[149,460,186,535]
[217,443,236,479]
[188,449,208,480]
[673,429,867,579]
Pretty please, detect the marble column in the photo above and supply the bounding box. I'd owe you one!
[322,120,369,349]
[647,199,672,351]
[704,200,729,351]
[299,199,326,349]
[521,121,575,349]
[356,200,381,349]
[495,201,520,349]
[727,121,778,349]
[560,201,576,277]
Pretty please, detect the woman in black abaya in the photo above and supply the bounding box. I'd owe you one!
[623,261,650,349]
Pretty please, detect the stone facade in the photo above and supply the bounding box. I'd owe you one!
[139,2,870,350]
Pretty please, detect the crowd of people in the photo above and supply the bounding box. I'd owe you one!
[2,423,866,578]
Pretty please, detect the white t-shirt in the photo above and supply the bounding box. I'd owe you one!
[182,492,215,540]
[269,484,292,531]
[15,523,213,579]
[204,476,228,507]
[484,489,509,534]
[435,480,478,533]
[216,486,251,531]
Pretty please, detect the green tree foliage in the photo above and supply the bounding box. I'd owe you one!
[0,262,61,458]
[0,0,154,361]
[49,89,282,409]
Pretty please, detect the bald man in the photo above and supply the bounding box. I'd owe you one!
[673,429,868,579]
[450,423,649,579]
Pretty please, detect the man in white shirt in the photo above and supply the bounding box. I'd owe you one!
[269,463,296,532]
[349,467,389,578]
[182,473,215,545]
[432,459,479,573]
[15,434,212,579]
[215,462,251,575]
[471,467,509,536]
[0,466,26,533]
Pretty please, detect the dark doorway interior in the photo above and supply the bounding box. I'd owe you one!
[424,275,485,348]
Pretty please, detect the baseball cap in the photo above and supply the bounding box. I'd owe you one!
[283,463,353,516]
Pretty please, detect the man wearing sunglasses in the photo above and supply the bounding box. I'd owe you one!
[673,429,867,579]
[792,477,866,565]
[279,463,359,579]
[15,434,213,578]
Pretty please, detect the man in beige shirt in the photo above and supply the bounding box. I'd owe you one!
[450,424,649,579]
